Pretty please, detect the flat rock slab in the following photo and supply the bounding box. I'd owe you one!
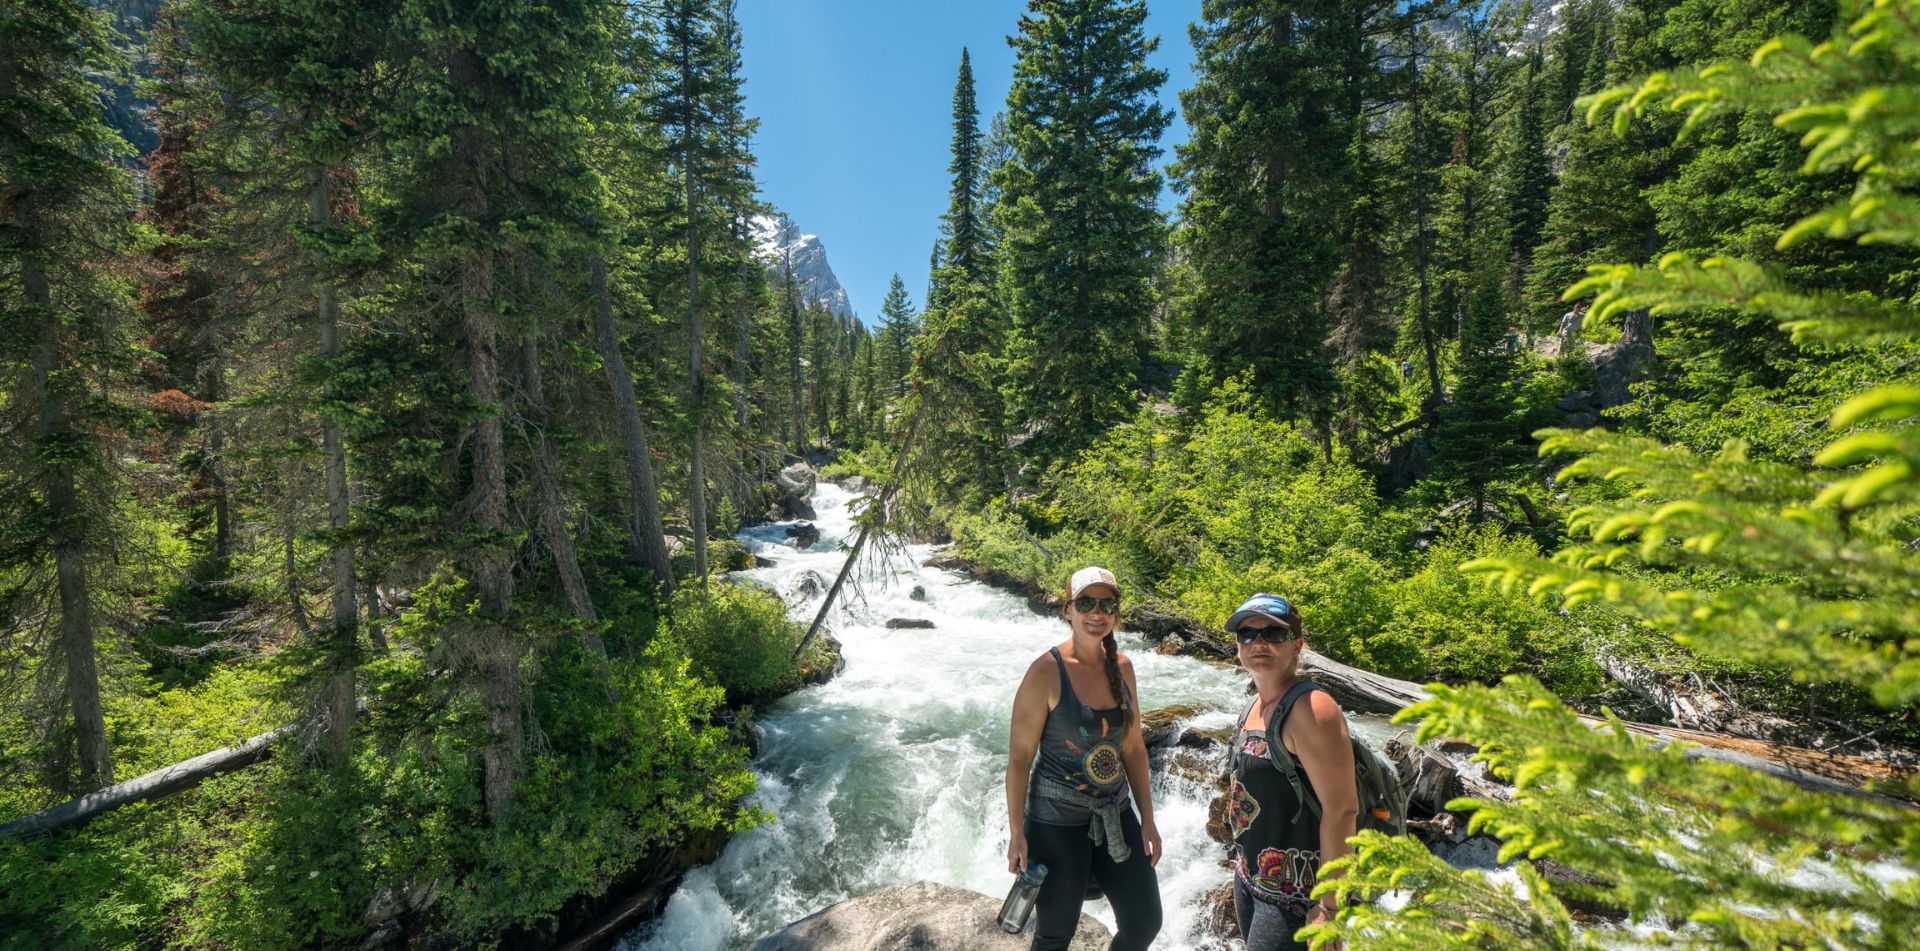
[748,880,1110,951]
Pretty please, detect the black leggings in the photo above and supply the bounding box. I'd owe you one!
[1024,810,1161,951]
[1233,875,1309,951]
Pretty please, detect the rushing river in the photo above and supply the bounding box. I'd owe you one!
[623,483,1401,950]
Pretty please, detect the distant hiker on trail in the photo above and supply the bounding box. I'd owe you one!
[1006,565,1162,951]
[1399,359,1413,381]
[1225,594,1359,951]
[1557,299,1590,349]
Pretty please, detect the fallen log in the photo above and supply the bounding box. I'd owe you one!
[1299,649,1914,807]
[1300,650,1433,716]
[1595,648,1798,742]
[1,720,300,840]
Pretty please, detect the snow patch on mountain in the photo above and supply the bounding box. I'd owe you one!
[750,213,854,319]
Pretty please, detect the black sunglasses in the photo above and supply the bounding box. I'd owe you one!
[1235,625,1300,645]
[1072,595,1121,615]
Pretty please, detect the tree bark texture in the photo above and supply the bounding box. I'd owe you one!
[588,255,676,594]
[520,336,603,643]
[5,57,113,789]
[683,26,708,582]
[35,263,113,793]
[449,48,521,822]
[310,161,358,766]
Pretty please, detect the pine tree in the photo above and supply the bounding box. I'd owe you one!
[779,214,807,455]
[853,326,879,445]
[1503,45,1554,307]
[1545,0,1611,124]
[1525,0,1671,334]
[1619,0,1892,446]
[1323,0,1409,369]
[875,274,918,405]
[808,302,835,446]
[654,0,758,582]
[1431,0,1525,343]
[140,14,233,569]
[912,48,1013,503]
[373,0,624,821]
[0,0,141,795]
[1434,278,1529,513]
[1391,17,1450,410]
[997,0,1170,474]
[1318,6,1920,946]
[1175,0,1360,434]
[188,0,397,763]
[977,109,1015,257]
[943,48,987,286]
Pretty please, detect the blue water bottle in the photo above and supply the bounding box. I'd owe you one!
[997,861,1048,934]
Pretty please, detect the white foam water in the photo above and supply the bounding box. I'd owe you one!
[621,483,1399,950]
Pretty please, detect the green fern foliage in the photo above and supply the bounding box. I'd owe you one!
[1317,3,1920,948]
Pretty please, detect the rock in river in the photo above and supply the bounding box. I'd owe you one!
[1138,704,1207,748]
[786,522,822,549]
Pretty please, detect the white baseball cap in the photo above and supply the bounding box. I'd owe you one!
[1068,565,1119,599]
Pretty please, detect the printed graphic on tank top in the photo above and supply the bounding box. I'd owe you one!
[1027,646,1131,825]
[1229,730,1321,911]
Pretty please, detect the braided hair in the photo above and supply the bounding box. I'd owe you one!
[1100,631,1129,731]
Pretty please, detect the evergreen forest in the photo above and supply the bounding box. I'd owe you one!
[2,0,1916,949]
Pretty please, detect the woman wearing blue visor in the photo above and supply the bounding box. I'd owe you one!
[1224,593,1358,951]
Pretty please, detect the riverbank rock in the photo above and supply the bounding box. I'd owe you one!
[712,537,755,572]
[909,585,928,602]
[1125,606,1231,660]
[1206,794,1232,845]
[357,880,442,950]
[885,618,935,630]
[797,634,845,689]
[748,881,1110,951]
[921,552,1061,616]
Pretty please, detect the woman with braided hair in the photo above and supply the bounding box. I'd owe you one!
[1004,566,1162,950]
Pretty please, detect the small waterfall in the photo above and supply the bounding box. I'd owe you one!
[623,484,1397,950]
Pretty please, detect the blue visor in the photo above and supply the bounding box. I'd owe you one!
[1225,593,1296,633]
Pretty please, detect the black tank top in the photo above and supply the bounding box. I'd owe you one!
[1228,706,1322,910]
[1026,646,1131,825]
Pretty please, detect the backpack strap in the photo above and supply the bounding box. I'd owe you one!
[1227,696,1259,777]
[1265,680,1327,824]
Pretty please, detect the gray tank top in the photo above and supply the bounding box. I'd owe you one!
[1027,646,1132,826]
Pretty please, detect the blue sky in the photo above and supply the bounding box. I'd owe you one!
[735,0,1202,319]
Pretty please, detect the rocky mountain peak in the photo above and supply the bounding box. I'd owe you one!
[750,213,854,320]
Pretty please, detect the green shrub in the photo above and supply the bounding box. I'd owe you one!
[667,581,803,697]
[1373,523,1598,692]
[1,574,762,951]
[1170,547,1399,665]
[948,503,1140,598]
